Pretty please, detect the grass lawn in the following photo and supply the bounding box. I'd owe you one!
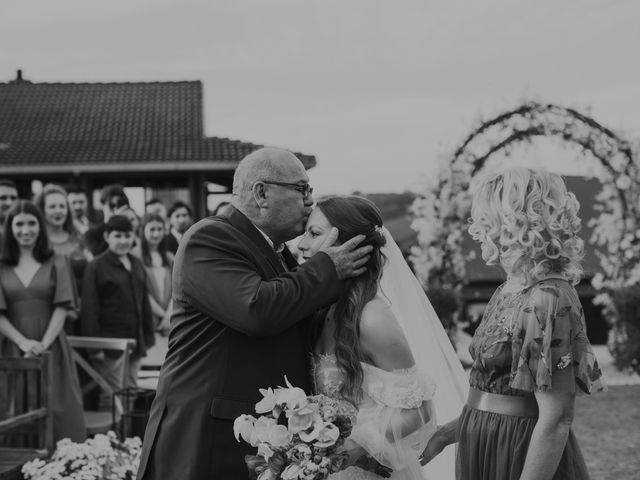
[573,385,640,480]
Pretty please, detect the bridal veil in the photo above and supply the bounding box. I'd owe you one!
[378,227,468,479]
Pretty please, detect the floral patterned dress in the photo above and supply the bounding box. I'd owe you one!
[457,278,606,480]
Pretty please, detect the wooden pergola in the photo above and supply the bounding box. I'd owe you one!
[0,72,316,219]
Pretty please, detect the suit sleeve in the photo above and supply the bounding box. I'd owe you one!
[177,221,341,337]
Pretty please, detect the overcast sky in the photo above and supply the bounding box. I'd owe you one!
[2,0,639,197]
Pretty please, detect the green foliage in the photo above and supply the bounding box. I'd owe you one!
[608,287,640,373]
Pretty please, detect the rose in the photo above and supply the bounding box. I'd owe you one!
[286,443,312,462]
[266,424,293,448]
[314,423,340,448]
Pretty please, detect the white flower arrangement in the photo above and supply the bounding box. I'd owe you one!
[22,432,141,480]
[234,377,359,480]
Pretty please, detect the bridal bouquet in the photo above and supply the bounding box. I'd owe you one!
[234,377,358,480]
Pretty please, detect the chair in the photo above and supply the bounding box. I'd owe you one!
[0,353,53,480]
[66,336,136,436]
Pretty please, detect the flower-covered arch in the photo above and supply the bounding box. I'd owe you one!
[410,101,640,370]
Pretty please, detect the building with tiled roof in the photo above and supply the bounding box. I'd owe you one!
[0,70,316,217]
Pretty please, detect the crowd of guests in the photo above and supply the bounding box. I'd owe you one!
[0,179,228,443]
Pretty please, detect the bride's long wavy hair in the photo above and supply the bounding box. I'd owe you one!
[316,196,386,405]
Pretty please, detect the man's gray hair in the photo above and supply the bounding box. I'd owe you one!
[232,148,294,196]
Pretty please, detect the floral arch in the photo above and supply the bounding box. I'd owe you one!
[410,101,640,370]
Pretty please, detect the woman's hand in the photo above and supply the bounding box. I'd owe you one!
[420,419,459,466]
[420,429,447,465]
[19,339,43,355]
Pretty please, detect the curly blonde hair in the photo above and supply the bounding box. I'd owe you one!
[468,167,584,285]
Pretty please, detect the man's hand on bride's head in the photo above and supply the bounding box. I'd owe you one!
[318,228,372,280]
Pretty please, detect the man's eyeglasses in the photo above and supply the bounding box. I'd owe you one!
[260,181,313,198]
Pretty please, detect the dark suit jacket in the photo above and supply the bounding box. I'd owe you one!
[137,207,341,480]
[80,250,155,357]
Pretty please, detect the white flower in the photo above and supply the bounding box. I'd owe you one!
[314,423,340,448]
[591,273,605,291]
[266,424,292,448]
[297,414,325,443]
[233,414,257,444]
[275,377,308,412]
[255,387,278,414]
[281,464,304,480]
[257,443,275,461]
[257,468,278,480]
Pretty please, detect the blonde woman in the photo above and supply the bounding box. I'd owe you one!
[424,167,605,480]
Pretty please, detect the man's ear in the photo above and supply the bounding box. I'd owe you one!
[252,182,269,208]
[103,231,110,242]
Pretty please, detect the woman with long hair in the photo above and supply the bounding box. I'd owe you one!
[138,213,173,334]
[298,196,467,479]
[34,183,92,290]
[0,200,86,442]
[424,167,605,480]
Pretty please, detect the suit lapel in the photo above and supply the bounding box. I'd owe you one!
[281,246,299,271]
[224,207,287,275]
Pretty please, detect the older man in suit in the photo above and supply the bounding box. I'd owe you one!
[137,147,371,479]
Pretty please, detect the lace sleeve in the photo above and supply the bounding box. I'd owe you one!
[348,365,437,470]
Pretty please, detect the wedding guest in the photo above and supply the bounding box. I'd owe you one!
[120,206,141,249]
[35,184,92,290]
[137,147,372,480]
[138,213,173,335]
[423,167,606,480]
[85,184,129,256]
[35,184,93,334]
[0,179,19,242]
[67,186,92,235]
[163,200,193,254]
[0,200,86,442]
[145,198,167,220]
[81,215,155,406]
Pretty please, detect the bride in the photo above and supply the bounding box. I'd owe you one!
[297,196,468,479]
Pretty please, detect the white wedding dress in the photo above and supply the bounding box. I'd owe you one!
[312,353,437,479]
[309,227,467,480]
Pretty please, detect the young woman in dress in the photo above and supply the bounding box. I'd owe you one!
[424,167,605,480]
[35,184,93,332]
[0,200,86,442]
[139,213,173,334]
[298,196,467,480]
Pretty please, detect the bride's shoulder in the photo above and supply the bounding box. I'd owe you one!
[360,295,414,370]
[360,295,397,331]
[360,296,404,347]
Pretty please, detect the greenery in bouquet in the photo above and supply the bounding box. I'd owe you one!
[234,377,358,480]
[22,431,141,480]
